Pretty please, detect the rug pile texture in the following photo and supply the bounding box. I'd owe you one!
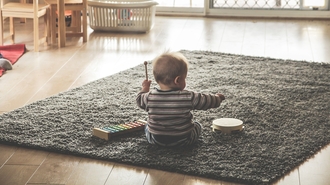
[0,50,329,184]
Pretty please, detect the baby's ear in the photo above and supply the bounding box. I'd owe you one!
[174,76,180,84]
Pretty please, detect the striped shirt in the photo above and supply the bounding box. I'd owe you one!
[136,89,222,136]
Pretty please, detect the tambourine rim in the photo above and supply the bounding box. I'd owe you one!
[212,118,243,128]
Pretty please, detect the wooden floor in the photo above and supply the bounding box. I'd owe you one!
[0,16,330,185]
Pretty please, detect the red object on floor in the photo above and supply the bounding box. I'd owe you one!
[0,44,26,77]
[1,69,6,77]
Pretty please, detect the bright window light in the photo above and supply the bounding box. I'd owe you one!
[304,0,325,7]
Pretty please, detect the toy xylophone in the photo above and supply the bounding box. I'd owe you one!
[92,120,147,140]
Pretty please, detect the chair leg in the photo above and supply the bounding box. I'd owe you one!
[33,15,39,52]
[50,5,57,44]
[78,11,81,32]
[82,7,87,42]
[45,8,50,46]
[57,0,66,48]
[9,17,14,43]
[0,12,4,45]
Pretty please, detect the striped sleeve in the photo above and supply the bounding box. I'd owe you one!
[136,91,149,110]
[191,92,222,110]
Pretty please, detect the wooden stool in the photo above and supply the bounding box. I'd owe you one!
[44,0,87,46]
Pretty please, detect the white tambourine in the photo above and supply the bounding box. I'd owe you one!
[211,118,244,134]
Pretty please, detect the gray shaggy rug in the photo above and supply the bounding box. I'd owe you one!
[0,50,329,185]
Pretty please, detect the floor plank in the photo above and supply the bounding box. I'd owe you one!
[144,169,185,185]
[27,153,80,184]
[0,144,16,167]
[5,147,48,165]
[66,158,114,185]
[104,163,149,185]
[0,165,39,185]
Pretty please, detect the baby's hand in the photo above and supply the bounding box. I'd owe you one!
[216,93,225,101]
[141,80,151,92]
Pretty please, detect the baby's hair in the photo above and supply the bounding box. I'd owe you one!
[152,51,188,85]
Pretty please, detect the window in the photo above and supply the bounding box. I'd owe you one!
[154,0,330,17]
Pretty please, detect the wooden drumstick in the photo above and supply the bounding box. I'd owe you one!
[144,61,148,80]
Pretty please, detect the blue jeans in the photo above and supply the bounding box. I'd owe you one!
[145,121,202,147]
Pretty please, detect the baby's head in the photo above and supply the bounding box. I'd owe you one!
[152,51,188,90]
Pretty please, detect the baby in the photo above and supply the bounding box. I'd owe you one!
[136,51,225,147]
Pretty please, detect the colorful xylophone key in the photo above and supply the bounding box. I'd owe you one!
[92,120,147,140]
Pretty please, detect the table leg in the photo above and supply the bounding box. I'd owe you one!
[20,0,27,23]
[57,0,66,47]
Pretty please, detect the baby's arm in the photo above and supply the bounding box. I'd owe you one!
[192,92,225,110]
[136,80,151,110]
[141,79,151,93]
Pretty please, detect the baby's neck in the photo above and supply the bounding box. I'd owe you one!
[158,83,180,91]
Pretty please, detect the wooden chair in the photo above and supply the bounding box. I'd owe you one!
[44,0,87,46]
[0,0,50,52]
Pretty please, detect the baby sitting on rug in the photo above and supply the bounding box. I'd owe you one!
[136,51,225,147]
